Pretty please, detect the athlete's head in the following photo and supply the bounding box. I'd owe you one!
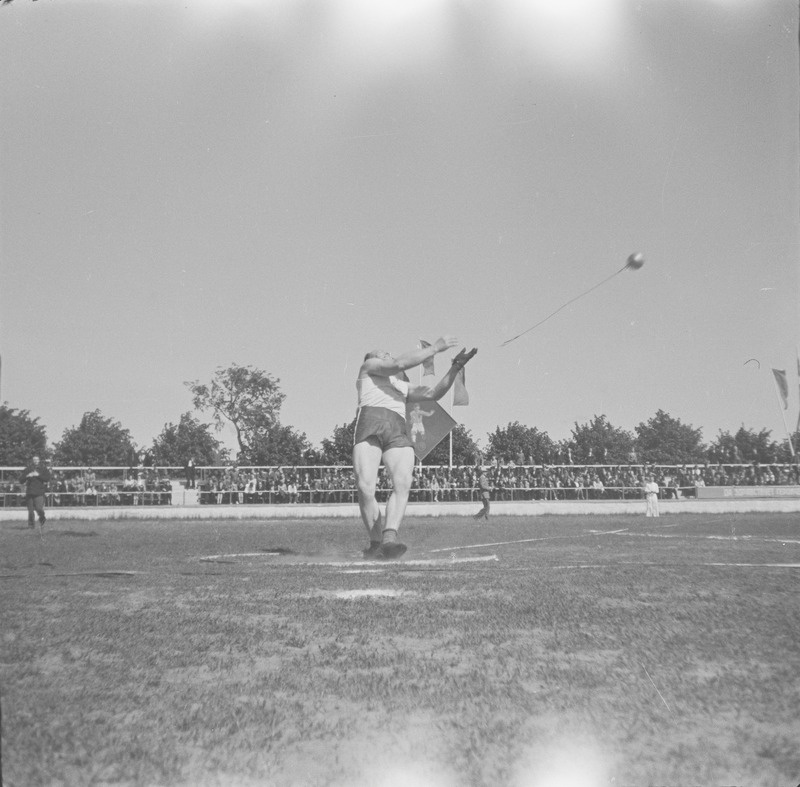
[364,349,392,362]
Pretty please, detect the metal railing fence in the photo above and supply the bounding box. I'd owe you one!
[3,462,798,508]
[0,484,737,509]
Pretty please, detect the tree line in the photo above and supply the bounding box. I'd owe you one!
[1,363,797,467]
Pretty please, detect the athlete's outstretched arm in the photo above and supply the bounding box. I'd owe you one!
[360,336,459,377]
[407,347,478,402]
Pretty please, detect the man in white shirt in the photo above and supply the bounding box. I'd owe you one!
[643,474,660,517]
[353,336,476,559]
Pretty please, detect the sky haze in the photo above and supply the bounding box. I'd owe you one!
[1,0,798,456]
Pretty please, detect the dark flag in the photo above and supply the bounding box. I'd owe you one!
[773,368,789,410]
[405,400,456,461]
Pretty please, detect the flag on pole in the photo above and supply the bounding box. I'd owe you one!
[420,340,435,376]
[453,366,469,406]
[772,368,789,409]
[796,352,800,401]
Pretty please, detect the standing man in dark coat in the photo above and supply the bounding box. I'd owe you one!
[184,458,197,490]
[473,466,494,522]
[21,455,50,531]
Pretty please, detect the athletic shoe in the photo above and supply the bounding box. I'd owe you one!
[362,543,382,559]
[378,542,407,560]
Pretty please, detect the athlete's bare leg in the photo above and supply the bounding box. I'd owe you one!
[382,445,415,535]
[352,437,383,542]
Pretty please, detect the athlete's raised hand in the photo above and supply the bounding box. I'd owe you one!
[433,335,460,353]
[451,347,478,368]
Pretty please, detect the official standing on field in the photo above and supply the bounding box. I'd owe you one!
[643,474,660,517]
[473,466,493,521]
[21,455,51,531]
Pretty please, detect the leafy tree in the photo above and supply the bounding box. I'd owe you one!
[186,364,288,461]
[706,426,780,463]
[634,409,705,464]
[423,424,480,466]
[319,419,357,465]
[705,430,738,463]
[151,412,228,466]
[568,414,635,464]
[0,404,49,464]
[246,424,312,466]
[765,429,799,463]
[53,410,137,466]
[485,422,554,465]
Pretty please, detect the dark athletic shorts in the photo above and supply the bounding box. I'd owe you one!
[354,406,413,451]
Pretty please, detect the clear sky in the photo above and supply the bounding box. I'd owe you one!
[1,0,798,456]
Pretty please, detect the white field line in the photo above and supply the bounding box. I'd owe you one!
[430,528,629,553]
[200,551,286,561]
[280,555,499,567]
[610,532,800,544]
[555,562,800,569]
[702,562,800,568]
[431,524,799,556]
[273,557,800,571]
[197,552,499,566]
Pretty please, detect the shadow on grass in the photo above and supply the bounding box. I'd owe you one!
[52,570,138,578]
[51,530,100,538]
[0,561,56,576]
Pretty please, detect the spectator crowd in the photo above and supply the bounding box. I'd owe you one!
[1,461,799,508]
[0,467,172,508]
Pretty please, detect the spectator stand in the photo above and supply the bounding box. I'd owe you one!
[1,462,799,516]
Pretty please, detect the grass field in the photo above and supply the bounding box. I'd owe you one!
[1,512,799,787]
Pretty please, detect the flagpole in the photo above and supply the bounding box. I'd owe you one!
[418,343,423,469]
[796,347,800,433]
[449,385,454,468]
[773,373,796,456]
